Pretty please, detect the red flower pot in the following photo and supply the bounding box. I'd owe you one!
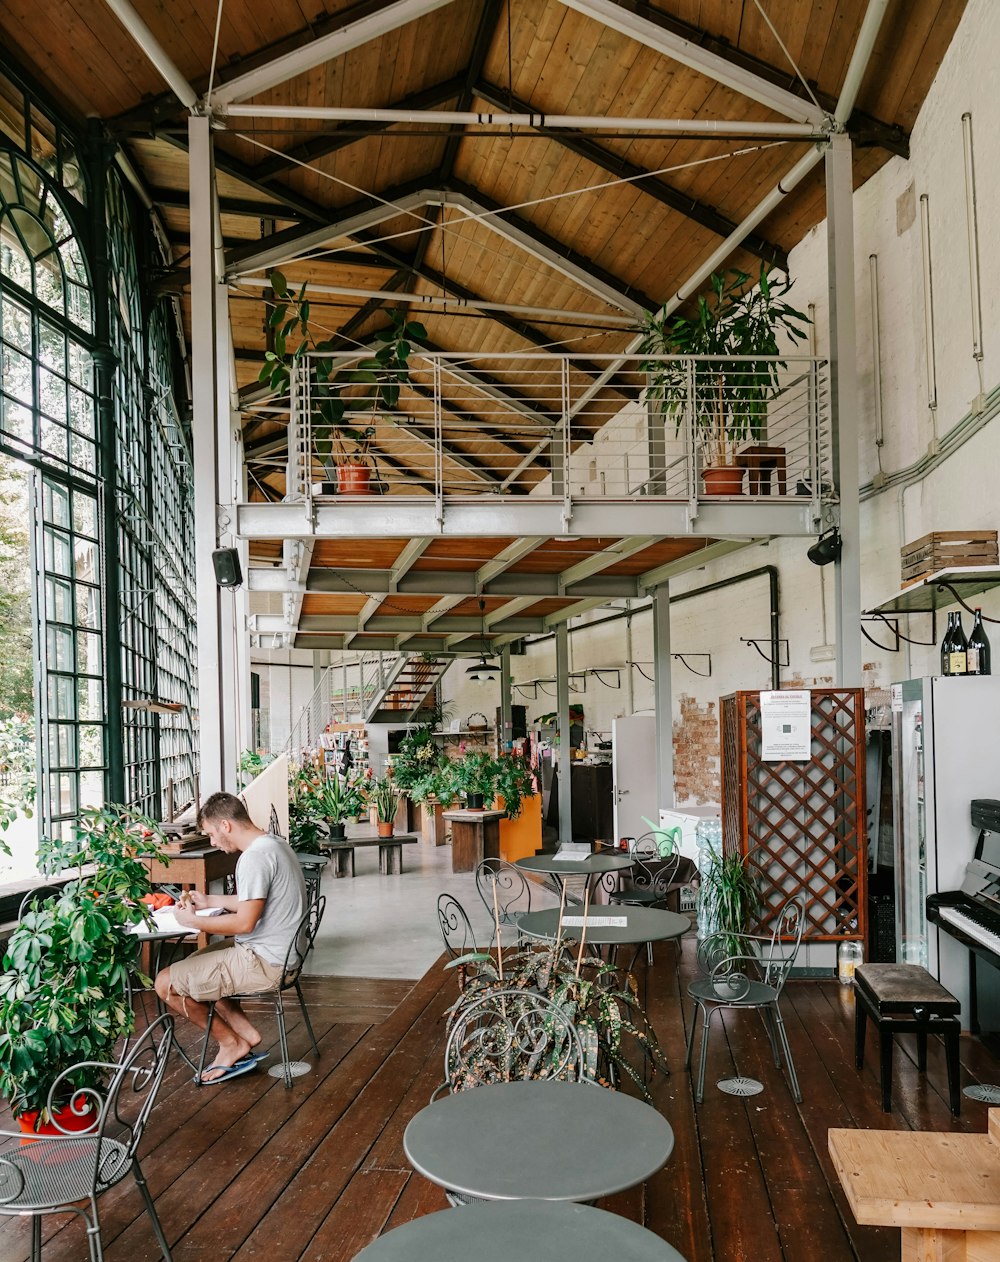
[701,465,746,496]
[377,821,394,838]
[18,1101,97,1139]
[337,463,372,495]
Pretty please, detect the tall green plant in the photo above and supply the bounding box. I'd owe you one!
[0,805,167,1122]
[697,842,762,956]
[260,271,427,473]
[638,265,810,468]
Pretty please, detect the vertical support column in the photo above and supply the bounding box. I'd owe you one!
[556,623,572,846]
[500,645,513,751]
[189,114,225,790]
[652,585,675,810]
[826,132,863,687]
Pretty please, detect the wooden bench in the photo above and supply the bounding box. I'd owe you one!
[322,833,419,878]
[854,962,961,1115]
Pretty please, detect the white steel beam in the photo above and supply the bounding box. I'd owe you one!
[211,0,457,106]
[835,0,892,125]
[422,595,464,629]
[558,0,825,125]
[102,0,197,108]
[189,115,226,789]
[652,585,674,809]
[390,537,434,585]
[475,538,545,586]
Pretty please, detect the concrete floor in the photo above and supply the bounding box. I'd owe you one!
[305,836,559,979]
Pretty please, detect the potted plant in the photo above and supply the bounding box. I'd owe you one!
[371,776,400,838]
[0,805,166,1132]
[638,265,811,495]
[451,751,496,811]
[288,766,328,853]
[316,771,363,841]
[491,752,537,821]
[696,841,762,958]
[259,271,427,495]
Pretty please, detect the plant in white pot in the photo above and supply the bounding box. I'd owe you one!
[259,271,426,495]
[638,265,811,495]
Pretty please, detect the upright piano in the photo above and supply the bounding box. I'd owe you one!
[927,797,1000,1034]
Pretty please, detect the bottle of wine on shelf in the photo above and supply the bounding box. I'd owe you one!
[967,607,992,676]
[949,612,969,676]
[941,612,956,676]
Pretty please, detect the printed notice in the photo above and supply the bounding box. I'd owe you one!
[562,916,628,927]
[760,689,811,761]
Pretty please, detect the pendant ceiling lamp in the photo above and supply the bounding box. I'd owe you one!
[466,597,501,685]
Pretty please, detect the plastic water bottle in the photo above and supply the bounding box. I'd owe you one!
[837,940,863,985]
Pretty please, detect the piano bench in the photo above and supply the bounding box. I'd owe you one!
[854,963,961,1116]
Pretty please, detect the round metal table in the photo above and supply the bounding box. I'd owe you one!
[352,1202,687,1262]
[516,904,690,947]
[516,850,635,889]
[403,1079,674,1203]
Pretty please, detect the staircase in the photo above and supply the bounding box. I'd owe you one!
[364,656,452,723]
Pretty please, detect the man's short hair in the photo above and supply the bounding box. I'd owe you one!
[198,792,252,830]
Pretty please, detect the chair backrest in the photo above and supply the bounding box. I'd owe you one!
[46,1013,174,1187]
[443,987,587,1091]
[475,858,531,932]
[623,833,683,901]
[437,892,478,960]
[699,891,807,1001]
[17,883,66,919]
[280,893,326,990]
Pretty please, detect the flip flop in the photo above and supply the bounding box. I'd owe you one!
[234,1050,270,1069]
[195,1058,260,1086]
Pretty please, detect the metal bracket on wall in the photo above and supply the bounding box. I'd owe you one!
[512,673,586,699]
[672,653,712,677]
[860,612,936,653]
[935,581,1000,624]
[740,638,789,668]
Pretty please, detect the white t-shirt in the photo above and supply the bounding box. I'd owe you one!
[235,834,308,967]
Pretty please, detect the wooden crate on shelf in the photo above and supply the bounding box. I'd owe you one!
[900,530,998,585]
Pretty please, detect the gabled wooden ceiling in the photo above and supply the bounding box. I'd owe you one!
[0,0,968,650]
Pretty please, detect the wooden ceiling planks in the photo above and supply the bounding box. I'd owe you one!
[310,538,414,568]
[301,594,371,616]
[411,537,518,569]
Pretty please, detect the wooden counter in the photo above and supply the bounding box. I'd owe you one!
[829,1109,1000,1261]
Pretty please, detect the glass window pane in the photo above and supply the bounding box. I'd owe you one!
[77,675,103,721]
[0,295,31,351]
[43,525,72,576]
[76,629,101,674]
[48,672,75,719]
[46,622,74,670]
[78,726,104,770]
[72,492,97,538]
[45,574,73,622]
[39,366,66,422]
[78,771,103,809]
[0,397,33,446]
[1,342,32,404]
[68,384,93,437]
[44,479,71,528]
[38,319,66,372]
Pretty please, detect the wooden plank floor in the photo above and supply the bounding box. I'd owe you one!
[3,937,1000,1262]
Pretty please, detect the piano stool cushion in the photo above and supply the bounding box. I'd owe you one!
[854,964,961,1116]
[855,964,960,1016]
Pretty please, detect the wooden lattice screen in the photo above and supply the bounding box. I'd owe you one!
[720,689,867,944]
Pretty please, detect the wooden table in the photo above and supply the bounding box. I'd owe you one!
[145,846,239,947]
[829,1109,1000,1261]
[322,831,418,877]
[443,809,504,873]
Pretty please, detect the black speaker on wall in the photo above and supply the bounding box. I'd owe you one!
[212,547,243,588]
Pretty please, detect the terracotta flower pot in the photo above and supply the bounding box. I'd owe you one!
[377,820,394,838]
[337,462,372,495]
[18,1101,97,1139]
[701,464,746,496]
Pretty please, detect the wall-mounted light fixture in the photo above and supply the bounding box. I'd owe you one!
[806,527,842,567]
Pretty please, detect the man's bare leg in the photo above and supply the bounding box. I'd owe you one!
[155,967,258,1082]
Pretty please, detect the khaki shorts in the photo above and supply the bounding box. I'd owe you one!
[168,939,284,1003]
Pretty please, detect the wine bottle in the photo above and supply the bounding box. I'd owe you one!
[949,612,968,676]
[967,607,992,676]
[941,612,956,676]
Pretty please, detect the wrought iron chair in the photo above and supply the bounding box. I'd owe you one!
[16,884,67,919]
[295,852,328,911]
[437,892,481,993]
[604,833,683,965]
[194,895,326,1089]
[684,891,806,1103]
[474,858,532,945]
[0,1014,175,1261]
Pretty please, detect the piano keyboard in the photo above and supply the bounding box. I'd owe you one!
[937,904,1000,956]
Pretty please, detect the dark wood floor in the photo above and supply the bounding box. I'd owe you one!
[3,936,999,1262]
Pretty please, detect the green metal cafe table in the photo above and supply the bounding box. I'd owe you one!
[351,1201,687,1262]
[515,850,635,898]
[515,904,690,949]
[403,1079,674,1203]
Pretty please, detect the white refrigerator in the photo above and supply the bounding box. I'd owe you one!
[891,675,1000,1021]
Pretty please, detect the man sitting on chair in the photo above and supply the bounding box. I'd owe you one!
[155,791,307,1084]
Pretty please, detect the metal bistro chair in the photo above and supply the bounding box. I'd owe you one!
[437,892,481,993]
[194,895,326,1089]
[684,891,807,1104]
[17,884,67,919]
[0,1014,175,1262]
[475,858,532,945]
[295,852,329,913]
[433,987,591,1205]
[603,834,683,966]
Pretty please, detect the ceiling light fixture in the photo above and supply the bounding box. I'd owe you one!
[466,597,501,686]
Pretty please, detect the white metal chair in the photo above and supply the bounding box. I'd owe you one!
[684,892,806,1103]
[0,1014,175,1261]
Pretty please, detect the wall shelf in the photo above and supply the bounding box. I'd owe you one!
[866,566,1000,615]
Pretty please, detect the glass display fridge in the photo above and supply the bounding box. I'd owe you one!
[891,675,1000,1018]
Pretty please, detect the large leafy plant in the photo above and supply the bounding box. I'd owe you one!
[638,264,810,468]
[0,805,166,1123]
[696,840,762,957]
[260,270,427,473]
